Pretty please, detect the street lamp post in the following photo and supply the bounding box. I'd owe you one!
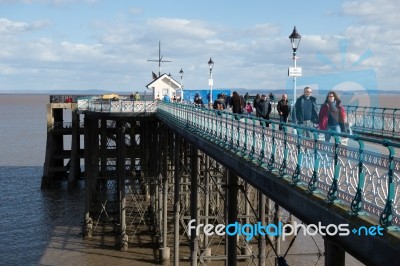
[208,57,214,108]
[179,68,184,102]
[288,26,301,116]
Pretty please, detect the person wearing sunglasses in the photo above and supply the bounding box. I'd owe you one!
[293,87,319,137]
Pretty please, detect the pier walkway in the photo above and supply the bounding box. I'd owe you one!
[43,96,400,265]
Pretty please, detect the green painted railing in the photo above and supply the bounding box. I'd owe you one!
[157,102,400,229]
[75,96,400,139]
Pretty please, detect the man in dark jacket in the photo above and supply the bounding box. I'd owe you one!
[257,94,272,127]
[277,94,291,130]
[253,94,261,117]
[293,87,319,137]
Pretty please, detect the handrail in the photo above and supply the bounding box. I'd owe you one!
[157,101,400,229]
[75,95,400,139]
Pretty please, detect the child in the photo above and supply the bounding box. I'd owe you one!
[245,102,253,116]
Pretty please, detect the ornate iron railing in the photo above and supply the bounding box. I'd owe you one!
[280,104,400,140]
[75,96,400,138]
[192,101,400,139]
[77,97,158,113]
[157,102,400,229]
[343,105,400,139]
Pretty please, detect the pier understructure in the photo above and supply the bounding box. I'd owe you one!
[82,111,301,265]
[42,96,84,188]
[42,97,400,265]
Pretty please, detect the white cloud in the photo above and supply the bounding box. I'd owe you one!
[0,18,30,33]
[0,18,51,33]
[0,0,98,4]
[342,0,397,25]
[129,7,143,16]
[1,1,400,91]
[146,18,216,40]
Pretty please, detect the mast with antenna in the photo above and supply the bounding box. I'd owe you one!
[147,41,171,77]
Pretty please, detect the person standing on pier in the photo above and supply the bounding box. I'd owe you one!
[318,91,346,141]
[231,91,243,119]
[293,87,319,137]
[213,94,225,110]
[134,91,140,101]
[245,102,253,116]
[257,94,272,127]
[253,94,261,117]
[277,94,291,130]
[244,92,250,103]
[194,94,205,108]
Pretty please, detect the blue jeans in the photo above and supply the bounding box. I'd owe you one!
[301,120,314,138]
[279,115,288,130]
[325,125,341,142]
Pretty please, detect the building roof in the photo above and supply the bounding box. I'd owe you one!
[145,73,182,90]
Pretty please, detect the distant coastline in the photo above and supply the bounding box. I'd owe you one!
[0,88,399,96]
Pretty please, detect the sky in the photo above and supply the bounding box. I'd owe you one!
[0,0,399,93]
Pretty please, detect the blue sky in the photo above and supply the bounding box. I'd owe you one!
[0,0,399,93]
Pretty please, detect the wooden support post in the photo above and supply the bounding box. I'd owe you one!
[173,135,181,265]
[190,145,199,266]
[324,237,345,266]
[83,116,95,239]
[160,127,170,263]
[226,170,238,266]
[204,155,211,262]
[118,124,128,250]
[68,109,80,188]
[258,192,266,266]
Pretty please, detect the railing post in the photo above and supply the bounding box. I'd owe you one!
[307,130,320,192]
[241,116,249,156]
[372,107,377,133]
[278,125,289,177]
[361,107,366,132]
[235,114,241,151]
[249,117,257,161]
[208,109,214,139]
[206,108,212,138]
[354,106,359,129]
[256,120,267,167]
[379,142,395,229]
[207,108,213,137]
[217,110,224,143]
[326,135,341,203]
[228,113,235,150]
[213,109,219,140]
[267,123,277,171]
[193,105,198,130]
[350,138,365,215]
[392,109,398,137]
[202,108,206,133]
[292,126,303,184]
[382,108,386,135]
[186,105,190,128]
[224,111,229,144]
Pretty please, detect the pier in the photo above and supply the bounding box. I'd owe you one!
[42,95,400,265]
[42,95,84,189]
